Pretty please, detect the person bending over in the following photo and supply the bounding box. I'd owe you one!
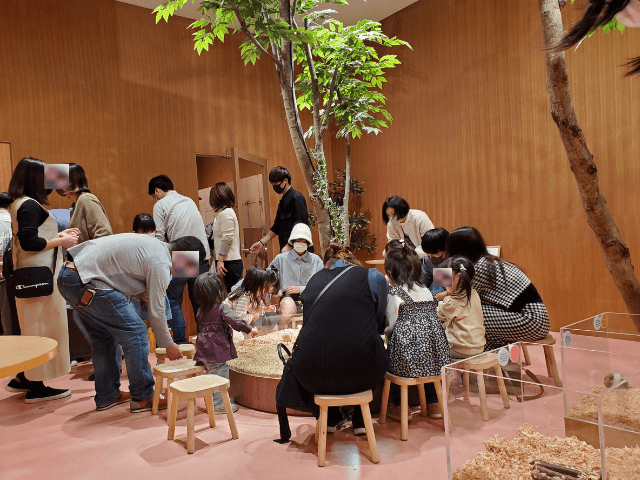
[58,234,205,412]
[383,195,434,259]
[132,213,156,235]
[267,223,323,329]
[420,227,449,293]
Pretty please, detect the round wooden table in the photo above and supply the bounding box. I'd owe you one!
[0,336,58,378]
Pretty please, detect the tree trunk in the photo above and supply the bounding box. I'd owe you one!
[538,0,640,330]
[342,135,351,247]
[276,0,333,254]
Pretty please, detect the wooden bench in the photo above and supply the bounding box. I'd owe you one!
[378,372,446,441]
[314,391,378,467]
[521,333,562,387]
[462,353,510,421]
[155,343,196,364]
[152,359,204,419]
[167,374,238,454]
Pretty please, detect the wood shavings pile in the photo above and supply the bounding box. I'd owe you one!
[568,386,640,431]
[228,329,299,378]
[452,424,640,480]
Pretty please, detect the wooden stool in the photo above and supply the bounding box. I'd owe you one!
[314,390,378,467]
[378,372,446,441]
[155,343,196,364]
[521,334,562,387]
[189,335,197,345]
[152,359,204,418]
[462,353,510,421]
[167,374,239,454]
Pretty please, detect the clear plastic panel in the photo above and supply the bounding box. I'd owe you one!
[443,343,640,480]
[560,312,640,355]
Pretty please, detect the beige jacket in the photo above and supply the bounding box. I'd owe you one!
[69,193,113,244]
[386,209,434,258]
[212,207,241,261]
[437,289,486,355]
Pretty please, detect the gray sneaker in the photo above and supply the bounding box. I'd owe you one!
[213,402,238,414]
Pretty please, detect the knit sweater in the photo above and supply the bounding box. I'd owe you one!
[211,207,241,261]
[385,209,434,258]
[437,289,485,355]
[69,193,113,244]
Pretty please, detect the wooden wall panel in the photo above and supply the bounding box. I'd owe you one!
[334,0,640,331]
[0,0,321,239]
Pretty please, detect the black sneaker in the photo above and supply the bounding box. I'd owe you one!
[5,373,31,393]
[25,386,71,404]
[352,417,366,436]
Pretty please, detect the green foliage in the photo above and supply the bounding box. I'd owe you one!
[569,0,626,44]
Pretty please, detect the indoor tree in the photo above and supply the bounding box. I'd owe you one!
[295,18,409,245]
[538,0,640,330]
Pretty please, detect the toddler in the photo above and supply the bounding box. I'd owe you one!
[384,239,451,421]
[225,267,280,334]
[194,271,257,413]
[437,256,485,358]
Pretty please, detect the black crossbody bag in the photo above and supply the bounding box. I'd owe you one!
[11,247,59,299]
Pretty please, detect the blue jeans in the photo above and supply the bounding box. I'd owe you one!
[166,263,209,344]
[202,361,232,406]
[57,267,155,407]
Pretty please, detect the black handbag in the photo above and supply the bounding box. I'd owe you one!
[11,247,58,299]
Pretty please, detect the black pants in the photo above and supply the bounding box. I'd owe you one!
[222,259,243,294]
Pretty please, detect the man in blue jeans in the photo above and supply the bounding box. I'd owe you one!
[149,175,211,343]
[58,233,205,412]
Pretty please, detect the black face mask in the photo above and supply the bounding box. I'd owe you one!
[272,183,285,194]
[430,255,445,266]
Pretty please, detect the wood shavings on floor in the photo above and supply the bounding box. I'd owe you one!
[568,386,640,431]
[452,424,640,480]
[228,329,299,378]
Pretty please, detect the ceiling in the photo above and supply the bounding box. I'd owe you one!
[117,0,418,26]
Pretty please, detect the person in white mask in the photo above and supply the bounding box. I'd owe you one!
[383,195,434,259]
[267,223,323,328]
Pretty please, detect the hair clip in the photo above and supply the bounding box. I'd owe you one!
[459,264,466,272]
[398,239,405,245]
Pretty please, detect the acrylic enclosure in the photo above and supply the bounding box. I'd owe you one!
[443,343,640,480]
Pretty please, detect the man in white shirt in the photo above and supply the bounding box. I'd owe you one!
[149,175,210,344]
[0,192,18,336]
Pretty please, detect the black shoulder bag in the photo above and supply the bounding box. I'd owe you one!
[12,247,59,299]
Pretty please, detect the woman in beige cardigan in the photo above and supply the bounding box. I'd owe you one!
[58,163,113,244]
[383,195,434,259]
[209,183,243,293]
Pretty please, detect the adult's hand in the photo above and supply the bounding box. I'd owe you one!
[249,241,264,255]
[166,343,183,361]
[216,261,227,276]
[57,233,79,249]
[284,286,300,295]
[60,228,81,238]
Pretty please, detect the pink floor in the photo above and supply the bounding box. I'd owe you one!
[0,339,568,480]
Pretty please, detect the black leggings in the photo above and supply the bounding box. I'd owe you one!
[222,259,244,294]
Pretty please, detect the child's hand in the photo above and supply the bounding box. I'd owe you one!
[249,328,259,338]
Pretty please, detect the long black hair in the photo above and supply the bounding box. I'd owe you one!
[228,267,279,309]
[553,0,640,76]
[194,271,228,319]
[442,256,475,305]
[445,226,506,288]
[9,157,50,205]
[384,239,424,290]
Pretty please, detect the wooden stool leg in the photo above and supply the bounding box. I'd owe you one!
[476,371,489,421]
[315,416,319,445]
[156,353,166,365]
[418,383,427,417]
[186,398,195,454]
[185,350,195,360]
[432,380,447,430]
[317,406,328,467]
[543,345,562,387]
[152,375,163,415]
[463,370,470,400]
[360,403,379,464]
[379,379,391,423]
[166,378,173,423]
[493,365,510,409]
[204,394,216,428]
[221,390,238,439]
[400,384,409,441]
[167,393,180,440]
[148,328,156,351]
[522,344,531,366]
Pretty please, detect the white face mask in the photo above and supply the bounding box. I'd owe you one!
[293,242,308,254]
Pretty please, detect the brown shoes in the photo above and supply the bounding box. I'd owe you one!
[130,395,167,413]
[96,391,131,411]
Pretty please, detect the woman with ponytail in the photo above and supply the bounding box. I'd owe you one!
[437,256,486,358]
[383,239,450,421]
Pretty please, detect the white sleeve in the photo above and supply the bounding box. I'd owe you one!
[384,294,404,336]
[153,202,166,242]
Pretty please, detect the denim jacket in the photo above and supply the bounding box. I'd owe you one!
[194,303,253,364]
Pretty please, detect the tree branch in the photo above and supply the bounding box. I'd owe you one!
[231,3,282,68]
[261,7,281,64]
[322,66,340,129]
[300,18,324,151]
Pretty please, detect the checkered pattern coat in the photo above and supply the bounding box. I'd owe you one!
[472,257,550,350]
